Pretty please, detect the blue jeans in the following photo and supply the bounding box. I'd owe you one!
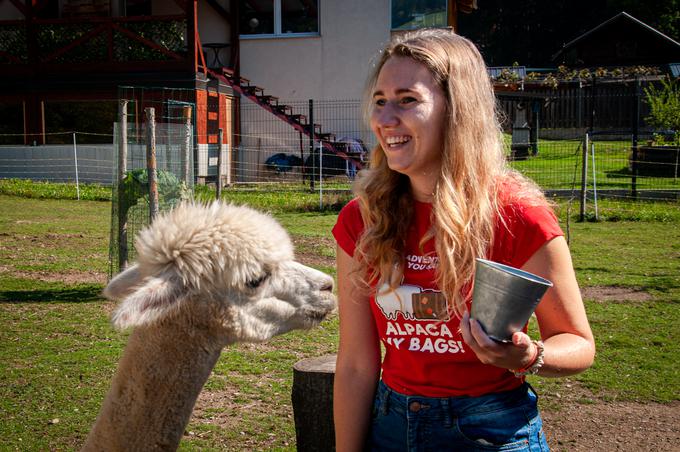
[369,380,550,451]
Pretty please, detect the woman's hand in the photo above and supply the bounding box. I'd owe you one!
[459,311,537,371]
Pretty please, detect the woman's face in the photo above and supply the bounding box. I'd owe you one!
[370,56,447,184]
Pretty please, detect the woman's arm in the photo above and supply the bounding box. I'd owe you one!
[334,246,382,452]
[461,236,595,376]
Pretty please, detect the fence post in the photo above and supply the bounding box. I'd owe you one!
[318,140,323,210]
[309,99,315,191]
[181,106,192,184]
[146,107,159,222]
[580,132,589,221]
[117,100,129,272]
[72,132,80,200]
[217,128,224,200]
[631,77,640,200]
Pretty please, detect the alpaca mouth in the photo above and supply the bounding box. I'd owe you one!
[306,309,330,322]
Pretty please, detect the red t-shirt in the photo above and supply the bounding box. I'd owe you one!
[332,197,563,397]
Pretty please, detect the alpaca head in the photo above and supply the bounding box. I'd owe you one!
[103,202,336,344]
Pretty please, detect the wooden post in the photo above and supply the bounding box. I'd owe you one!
[146,107,159,222]
[216,128,223,200]
[181,106,193,184]
[117,100,128,272]
[291,354,336,452]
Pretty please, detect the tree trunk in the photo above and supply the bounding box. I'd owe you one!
[292,354,337,452]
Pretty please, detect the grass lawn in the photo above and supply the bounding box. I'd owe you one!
[0,191,678,450]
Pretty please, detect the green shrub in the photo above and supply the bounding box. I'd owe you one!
[644,77,680,145]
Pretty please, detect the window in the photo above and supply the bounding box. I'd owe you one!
[391,0,448,31]
[240,0,319,37]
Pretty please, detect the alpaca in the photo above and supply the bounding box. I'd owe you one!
[82,202,336,451]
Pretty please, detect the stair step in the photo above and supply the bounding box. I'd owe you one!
[221,68,250,85]
[289,114,307,124]
[304,123,322,134]
[258,95,279,105]
[273,104,292,114]
[242,85,264,95]
[317,133,335,141]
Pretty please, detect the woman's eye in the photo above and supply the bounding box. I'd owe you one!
[374,98,386,107]
[246,272,269,289]
[400,96,417,104]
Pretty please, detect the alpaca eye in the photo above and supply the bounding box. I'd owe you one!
[246,272,269,289]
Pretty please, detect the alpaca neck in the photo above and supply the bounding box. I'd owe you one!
[82,322,223,451]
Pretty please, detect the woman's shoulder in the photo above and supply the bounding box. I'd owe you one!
[496,172,551,213]
[338,197,362,222]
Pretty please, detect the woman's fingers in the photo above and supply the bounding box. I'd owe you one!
[512,331,532,349]
[469,315,497,348]
[461,312,536,369]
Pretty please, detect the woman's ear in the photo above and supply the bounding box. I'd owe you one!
[111,274,184,330]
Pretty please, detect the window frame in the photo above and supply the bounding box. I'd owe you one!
[239,0,320,40]
[389,0,449,31]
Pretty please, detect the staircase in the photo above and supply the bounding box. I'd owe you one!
[208,67,364,171]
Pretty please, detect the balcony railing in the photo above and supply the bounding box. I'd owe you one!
[0,15,192,73]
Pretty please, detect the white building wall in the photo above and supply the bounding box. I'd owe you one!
[235,0,389,181]
[240,0,390,101]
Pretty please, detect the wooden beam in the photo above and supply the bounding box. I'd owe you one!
[9,0,27,16]
[112,23,185,61]
[41,23,109,63]
[171,0,188,13]
[448,0,458,31]
[33,0,50,13]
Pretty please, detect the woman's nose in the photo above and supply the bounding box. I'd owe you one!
[374,103,399,128]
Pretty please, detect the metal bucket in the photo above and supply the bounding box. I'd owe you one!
[470,258,553,342]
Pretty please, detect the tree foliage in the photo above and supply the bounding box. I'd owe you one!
[458,0,679,66]
[644,77,680,145]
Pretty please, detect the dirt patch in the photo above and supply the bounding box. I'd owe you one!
[541,386,680,451]
[0,265,107,285]
[291,235,335,269]
[190,382,679,451]
[581,286,653,303]
[189,381,294,450]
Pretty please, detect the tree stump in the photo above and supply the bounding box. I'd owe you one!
[292,354,337,452]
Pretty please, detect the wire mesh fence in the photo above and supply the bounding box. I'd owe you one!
[0,132,114,187]
[108,113,195,277]
[1,93,678,228]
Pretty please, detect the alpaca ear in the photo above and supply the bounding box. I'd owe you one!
[103,264,144,301]
[111,274,183,330]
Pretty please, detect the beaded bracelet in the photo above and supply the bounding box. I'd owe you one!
[512,340,545,377]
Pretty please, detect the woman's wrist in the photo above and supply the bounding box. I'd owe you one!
[512,340,545,377]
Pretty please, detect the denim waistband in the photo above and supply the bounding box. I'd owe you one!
[376,380,535,417]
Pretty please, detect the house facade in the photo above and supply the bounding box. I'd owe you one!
[0,0,475,181]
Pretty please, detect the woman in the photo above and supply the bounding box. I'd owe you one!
[332,29,595,451]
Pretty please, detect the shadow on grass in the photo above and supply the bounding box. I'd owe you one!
[0,284,103,303]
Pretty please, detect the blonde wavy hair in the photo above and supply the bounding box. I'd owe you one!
[353,28,544,317]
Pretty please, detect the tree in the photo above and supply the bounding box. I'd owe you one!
[644,77,680,145]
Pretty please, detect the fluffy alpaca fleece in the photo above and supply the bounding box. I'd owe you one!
[83,201,335,451]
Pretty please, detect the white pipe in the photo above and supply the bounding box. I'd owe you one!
[318,140,323,210]
[73,132,80,200]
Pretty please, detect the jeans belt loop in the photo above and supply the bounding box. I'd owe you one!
[380,382,391,415]
[441,398,452,428]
